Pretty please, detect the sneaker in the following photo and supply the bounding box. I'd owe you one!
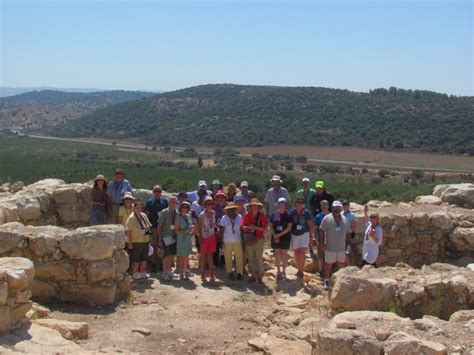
[185,271,192,278]
[282,272,287,281]
[236,273,243,281]
[179,272,185,280]
[132,272,141,280]
[296,271,304,278]
[161,273,170,282]
[167,271,175,279]
[141,273,150,279]
[229,273,235,281]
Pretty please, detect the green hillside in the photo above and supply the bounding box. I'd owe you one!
[50,84,474,155]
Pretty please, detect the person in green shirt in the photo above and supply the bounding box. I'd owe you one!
[296,177,315,213]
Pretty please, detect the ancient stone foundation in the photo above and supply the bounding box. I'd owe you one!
[0,257,34,333]
[0,222,130,305]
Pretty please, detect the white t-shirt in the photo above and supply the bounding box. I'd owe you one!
[362,222,383,264]
[219,214,242,243]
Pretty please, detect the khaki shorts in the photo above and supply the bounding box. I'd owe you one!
[325,251,346,264]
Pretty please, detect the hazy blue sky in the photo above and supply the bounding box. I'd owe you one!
[1,0,472,95]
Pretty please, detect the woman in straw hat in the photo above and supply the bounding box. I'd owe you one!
[175,201,194,280]
[197,196,218,282]
[90,174,109,225]
[219,202,244,280]
[118,192,135,226]
[242,198,268,284]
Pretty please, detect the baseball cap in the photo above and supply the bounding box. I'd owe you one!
[302,177,310,183]
[277,197,287,204]
[198,180,207,188]
[240,181,249,188]
[270,175,282,183]
[315,180,325,189]
[332,200,342,208]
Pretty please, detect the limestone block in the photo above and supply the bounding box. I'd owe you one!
[0,306,10,332]
[113,249,130,274]
[34,319,88,340]
[9,301,32,326]
[31,279,57,302]
[0,257,34,290]
[0,281,7,305]
[0,202,19,224]
[410,212,430,231]
[384,332,447,354]
[415,195,442,205]
[0,222,25,254]
[450,227,474,252]
[430,212,453,231]
[87,259,116,283]
[53,186,77,205]
[440,183,474,208]
[35,261,76,281]
[60,284,117,305]
[29,226,67,256]
[57,205,76,224]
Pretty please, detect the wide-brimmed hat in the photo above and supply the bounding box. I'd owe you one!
[270,175,282,183]
[179,201,191,209]
[121,192,135,201]
[224,202,238,210]
[214,190,228,199]
[114,168,125,175]
[94,174,106,182]
[248,198,263,207]
[212,179,222,186]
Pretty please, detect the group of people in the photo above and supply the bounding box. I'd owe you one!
[90,169,383,288]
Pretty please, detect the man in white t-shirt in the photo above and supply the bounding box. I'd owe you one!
[219,202,244,280]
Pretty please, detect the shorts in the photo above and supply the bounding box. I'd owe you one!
[200,235,217,254]
[325,251,346,264]
[271,234,291,250]
[291,232,310,250]
[163,241,177,257]
[132,242,149,263]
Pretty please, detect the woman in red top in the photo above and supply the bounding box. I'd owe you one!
[242,198,268,284]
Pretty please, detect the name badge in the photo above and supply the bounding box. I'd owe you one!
[231,228,236,235]
[296,225,302,231]
[335,226,342,232]
[170,225,175,230]
[277,226,283,232]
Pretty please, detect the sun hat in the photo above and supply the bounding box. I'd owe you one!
[332,200,343,208]
[114,168,125,175]
[179,201,191,209]
[248,198,263,207]
[212,179,222,186]
[240,181,249,188]
[277,197,287,205]
[121,191,135,201]
[270,175,282,183]
[224,202,238,210]
[94,174,106,182]
[315,180,325,189]
[198,180,207,188]
[215,190,228,199]
[302,177,310,183]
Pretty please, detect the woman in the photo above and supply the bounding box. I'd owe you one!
[175,201,194,280]
[118,192,135,226]
[125,201,153,280]
[90,174,109,225]
[362,205,383,267]
[269,197,293,281]
[197,197,217,282]
[290,195,315,278]
[219,202,244,280]
[226,183,239,203]
[242,198,267,284]
[213,190,227,268]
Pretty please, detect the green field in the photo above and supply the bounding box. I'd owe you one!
[0,132,469,203]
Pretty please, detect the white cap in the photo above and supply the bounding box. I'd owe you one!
[198,180,207,188]
[277,197,287,204]
[332,200,342,208]
[240,181,249,188]
[302,177,310,182]
[270,175,282,183]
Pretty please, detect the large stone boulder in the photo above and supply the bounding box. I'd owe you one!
[450,227,474,252]
[437,183,474,208]
[330,263,474,320]
[415,195,442,205]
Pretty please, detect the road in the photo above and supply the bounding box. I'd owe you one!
[25,134,474,173]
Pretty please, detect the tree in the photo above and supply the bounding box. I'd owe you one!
[197,156,203,168]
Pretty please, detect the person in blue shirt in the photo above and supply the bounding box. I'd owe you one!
[107,168,133,224]
[289,195,315,278]
[145,185,169,273]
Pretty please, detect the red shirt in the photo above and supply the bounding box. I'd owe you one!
[242,212,268,239]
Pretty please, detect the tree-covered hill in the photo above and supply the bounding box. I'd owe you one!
[50,84,474,155]
[0,90,156,129]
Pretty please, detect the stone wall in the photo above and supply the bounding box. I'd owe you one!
[0,257,34,333]
[0,222,130,305]
[350,204,474,268]
[0,179,153,228]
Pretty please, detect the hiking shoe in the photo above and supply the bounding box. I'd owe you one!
[132,272,141,280]
[229,273,235,281]
[296,271,304,278]
[236,273,244,281]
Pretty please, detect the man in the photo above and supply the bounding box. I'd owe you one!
[186,180,212,204]
[296,177,315,212]
[235,181,253,204]
[157,196,178,281]
[313,200,330,278]
[264,175,290,217]
[341,200,357,266]
[107,168,133,224]
[210,179,223,198]
[319,200,351,289]
[145,185,169,273]
[310,180,335,216]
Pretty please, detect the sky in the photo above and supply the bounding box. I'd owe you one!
[1,0,473,95]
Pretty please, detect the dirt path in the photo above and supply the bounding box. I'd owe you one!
[49,258,328,353]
